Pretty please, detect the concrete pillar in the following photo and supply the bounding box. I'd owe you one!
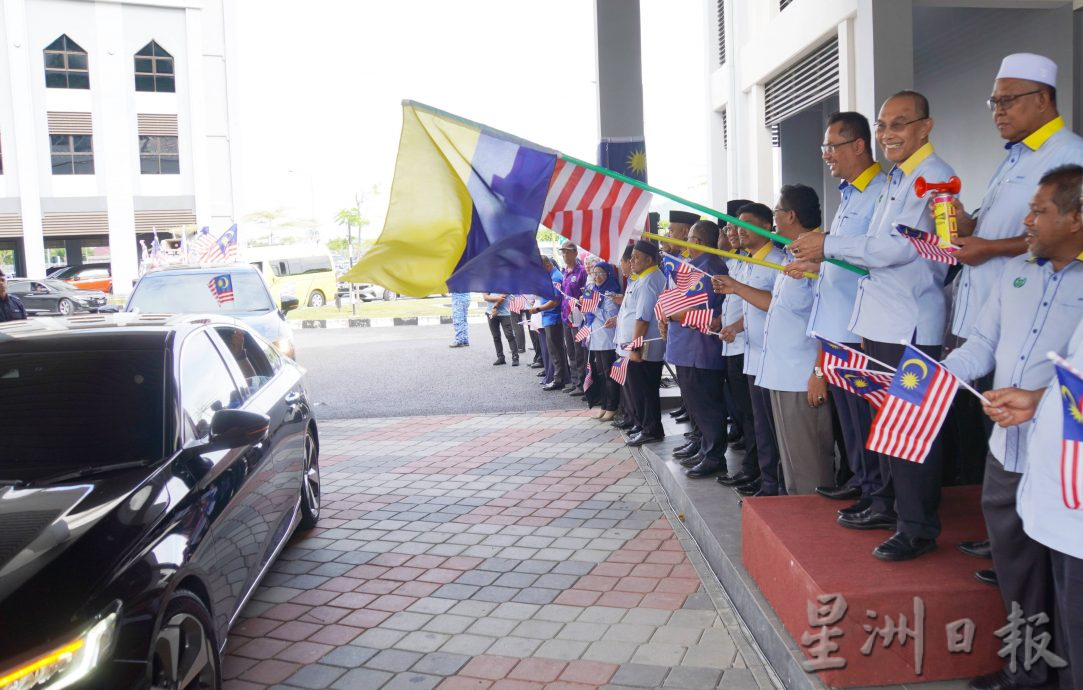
[854,0,914,122]
[594,0,645,140]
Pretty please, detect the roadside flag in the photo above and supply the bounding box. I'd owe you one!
[867,345,960,464]
[207,274,235,305]
[191,226,214,262]
[895,224,958,265]
[202,224,238,263]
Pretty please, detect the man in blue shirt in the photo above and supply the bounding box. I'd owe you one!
[530,255,568,390]
[942,165,1083,690]
[618,240,667,446]
[789,91,956,561]
[0,270,26,322]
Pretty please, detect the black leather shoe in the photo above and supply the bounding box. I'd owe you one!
[686,460,726,478]
[735,481,763,496]
[717,471,759,487]
[626,433,663,447]
[683,431,697,439]
[669,406,686,418]
[815,485,861,501]
[967,671,1021,690]
[536,371,546,377]
[958,539,992,559]
[512,360,520,367]
[837,497,873,517]
[450,342,468,348]
[673,414,691,424]
[672,445,701,460]
[493,358,506,365]
[730,438,746,451]
[671,440,697,454]
[529,362,543,369]
[838,511,896,531]
[627,426,642,436]
[750,487,777,497]
[541,382,564,391]
[613,420,634,430]
[568,387,585,397]
[678,455,702,468]
[727,425,742,443]
[873,533,937,561]
[974,569,998,586]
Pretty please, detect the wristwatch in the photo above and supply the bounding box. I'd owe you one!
[813,366,824,379]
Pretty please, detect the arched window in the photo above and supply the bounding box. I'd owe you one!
[134,41,175,93]
[44,35,89,89]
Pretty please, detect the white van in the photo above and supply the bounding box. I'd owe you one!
[246,244,337,308]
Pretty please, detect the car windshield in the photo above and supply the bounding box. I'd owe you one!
[0,350,166,475]
[43,279,77,291]
[128,271,275,313]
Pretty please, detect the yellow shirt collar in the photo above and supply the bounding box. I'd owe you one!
[850,163,882,192]
[898,142,934,177]
[1021,116,1065,151]
[751,242,773,261]
[635,265,659,279]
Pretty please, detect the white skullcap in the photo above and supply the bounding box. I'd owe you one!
[996,53,1057,87]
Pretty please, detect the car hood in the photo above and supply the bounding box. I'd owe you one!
[0,466,172,657]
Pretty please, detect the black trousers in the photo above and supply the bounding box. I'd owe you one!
[545,323,569,386]
[830,380,880,497]
[865,340,943,539]
[1052,549,1083,690]
[588,349,620,412]
[563,323,588,387]
[677,365,727,463]
[626,359,664,438]
[723,355,758,476]
[528,328,542,363]
[982,454,1054,686]
[749,377,783,494]
[510,312,527,354]
[487,313,518,361]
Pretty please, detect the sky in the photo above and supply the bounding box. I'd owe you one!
[233,0,708,243]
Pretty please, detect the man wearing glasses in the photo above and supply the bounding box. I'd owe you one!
[788,90,955,562]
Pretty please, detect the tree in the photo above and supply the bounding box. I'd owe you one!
[326,237,350,255]
[334,194,371,262]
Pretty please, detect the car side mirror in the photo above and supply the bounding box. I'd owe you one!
[205,409,270,450]
[280,296,299,313]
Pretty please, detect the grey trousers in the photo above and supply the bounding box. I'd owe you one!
[1052,549,1083,690]
[769,389,835,496]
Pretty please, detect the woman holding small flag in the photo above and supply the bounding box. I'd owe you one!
[616,240,667,446]
[584,261,623,421]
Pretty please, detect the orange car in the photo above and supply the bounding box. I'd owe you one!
[52,263,112,293]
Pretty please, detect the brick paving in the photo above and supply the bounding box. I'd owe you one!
[223,411,775,690]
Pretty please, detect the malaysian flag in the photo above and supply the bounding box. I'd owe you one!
[867,345,960,464]
[624,336,644,351]
[832,367,892,409]
[895,224,958,265]
[815,336,871,390]
[661,253,699,291]
[579,293,600,315]
[680,309,713,334]
[207,274,235,305]
[1054,358,1083,510]
[202,224,238,263]
[610,356,629,385]
[574,324,591,343]
[190,226,214,263]
[507,295,528,313]
[654,277,709,320]
[583,363,593,392]
[542,158,652,263]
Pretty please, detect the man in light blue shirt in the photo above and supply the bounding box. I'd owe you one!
[789,91,955,561]
[482,292,518,366]
[942,165,1083,690]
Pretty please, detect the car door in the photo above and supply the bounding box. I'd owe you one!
[22,281,54,312]
[72,266,111,292]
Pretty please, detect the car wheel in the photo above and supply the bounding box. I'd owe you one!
[299,428,320,529]
[381,289,396,301]
[57,298,74,316]
[307,290,326,308]
[150,590,220,690]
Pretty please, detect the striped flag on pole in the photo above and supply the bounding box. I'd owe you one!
[542,158,652,263]
[583,363,593,392]
[623,336,643,351]
[814,336,871,390]
[831,367,892,409]
[610,356,629,385]
[1052,356,1083,510]
[574,324,591,343]
[680,309,713,334]
[578,293,600,315]
[895,224,958,265]
[507,295,528,313]
[867,345,960,464]
[653,279,709,320]
[661,253,700,291]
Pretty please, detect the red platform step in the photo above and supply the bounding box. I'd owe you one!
[743,486,1004,688]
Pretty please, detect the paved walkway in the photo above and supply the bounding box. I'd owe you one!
[223,412,777,690]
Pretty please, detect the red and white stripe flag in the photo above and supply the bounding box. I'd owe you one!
[578,293,601,314]
[610,356,629,385]
[542,158,652,263]
[895,224,958,265]
[680,309,713,334]
[574,324,591,343]
[583,363,593,392]
[815,336,871,390]
[831,367,893,409]
[654,285,709,320]
[867,345,960,464]
[507,295,528,313]
[624,336,644,351]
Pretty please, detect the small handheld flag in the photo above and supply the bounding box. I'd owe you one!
[816,336,872,389]
[207,274,234,305]
[680,309,713,334]
[866,345,960,464]
[507,295,528,313]
[1051,355,1083,510]
[583,363,593,392]
[832,367,892,409]
[624,336,644,351]
[574,324,591,343]
[653,277,709,320]
[610,357,629,385]
[578,293,600,315]
[661,253,699,291]
[895,224,958,265]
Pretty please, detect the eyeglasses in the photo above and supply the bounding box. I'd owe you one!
[873,117,927,133]
[986,90,1042,112]
[773,207,791,214]
[820,138,858,153]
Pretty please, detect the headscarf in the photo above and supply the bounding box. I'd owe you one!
[590,261,623,296]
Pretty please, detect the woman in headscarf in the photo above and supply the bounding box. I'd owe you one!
[585,261,624,420]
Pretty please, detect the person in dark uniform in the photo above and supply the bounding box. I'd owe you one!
[661,210,700,426]
[0,270,27,322]
[532,255,568,390]
[661,221,730,478]
[618,240,667,446]
[559,242,589,395]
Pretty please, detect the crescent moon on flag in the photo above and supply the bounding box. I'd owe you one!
[901,358,929,379]
[1062,385,1083,423]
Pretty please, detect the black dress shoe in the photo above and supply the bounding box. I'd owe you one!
[735,481,763,496]
[838,511,896,531]
[678,456,702,468]
[613,420,634,430]
[568,387,585,397]
[750,487,778,497]
[968,670,1021,690]
[536,371,546,377]
[626,433,663,447]
[837,497,873,517]
[541,382,564,391]
[717,471,759,487]
[683,431,697,439]
[958,539,992,559]
[672,445,701,460]
[873,533,937,561]
[727,425,742,443]
[673,414,691,424]
[686,460,726,478]
[730,438,745,451]
[669,406,686,418]
[493,358,506,365]
[671,440,697,454]
[974,569,998,586]
[512,360,520,367]
[815,485,861,501]
[449,342,468,348]
[529,362,543,369]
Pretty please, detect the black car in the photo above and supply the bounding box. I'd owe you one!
[6,278,108,315]
[0,314,320,689]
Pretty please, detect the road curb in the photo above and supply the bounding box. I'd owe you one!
[296,315,491,329]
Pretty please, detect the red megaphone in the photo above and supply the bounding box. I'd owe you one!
[914,175,961,198]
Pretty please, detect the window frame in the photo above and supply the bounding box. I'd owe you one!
[138,134,179,174]
[134,41,175,93]
[50,133,95,175]
[44,35,89,90]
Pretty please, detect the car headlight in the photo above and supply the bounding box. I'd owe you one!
[0,607,118,690]
[273,337,295,360]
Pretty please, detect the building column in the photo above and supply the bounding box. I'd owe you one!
[593,0,646,172]
[854,0,914,121]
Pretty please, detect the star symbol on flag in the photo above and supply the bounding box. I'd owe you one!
[626,150,647,175]
[901,372,920,390]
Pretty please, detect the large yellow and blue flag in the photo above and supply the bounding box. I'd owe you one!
[343,102,651,298]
